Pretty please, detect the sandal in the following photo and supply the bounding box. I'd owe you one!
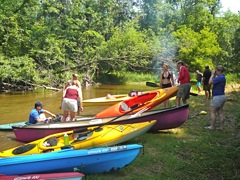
[204,126,215,130]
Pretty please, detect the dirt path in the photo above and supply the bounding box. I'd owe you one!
[225,83,240,93]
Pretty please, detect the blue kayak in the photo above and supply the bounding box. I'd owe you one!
[0,144,143,175]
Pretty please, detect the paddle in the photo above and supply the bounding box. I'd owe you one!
[146,82,198,96]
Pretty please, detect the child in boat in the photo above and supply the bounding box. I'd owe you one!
[28,102,56,124]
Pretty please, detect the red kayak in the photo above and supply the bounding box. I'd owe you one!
[0,172,85,180]
[94,86,179,118]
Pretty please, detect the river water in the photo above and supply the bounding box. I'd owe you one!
[0,84,154,151]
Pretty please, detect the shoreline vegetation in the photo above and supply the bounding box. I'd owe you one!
[1,71,238,92]
[86,82,240,179]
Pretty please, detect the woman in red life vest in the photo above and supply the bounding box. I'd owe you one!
[61,79,83,121]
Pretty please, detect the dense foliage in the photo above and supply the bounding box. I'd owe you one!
[0,0,239,86]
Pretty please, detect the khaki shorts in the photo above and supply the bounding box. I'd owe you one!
[210,95,226,108]
[62,98,78,112]
[177,83,191,100]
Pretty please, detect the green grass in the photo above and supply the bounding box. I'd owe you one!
[96,71,158,85]
[86,83,240,179]
[125,72,158,83]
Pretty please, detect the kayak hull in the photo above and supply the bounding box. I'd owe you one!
[12,104,189,142]
[0,172,85,180]
[94,86,179,118]
[0,144,143,175]
[1,121,155,157]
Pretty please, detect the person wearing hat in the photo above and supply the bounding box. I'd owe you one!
[64,73,83,115]
[28,102,56,124]
[204,65,226,130]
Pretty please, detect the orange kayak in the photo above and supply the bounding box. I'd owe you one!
[94,86,179,118]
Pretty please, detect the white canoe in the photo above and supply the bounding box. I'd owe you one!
[83,94,130,106]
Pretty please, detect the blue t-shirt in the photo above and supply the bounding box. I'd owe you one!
[212,74,226,96]
[28,109,45,124]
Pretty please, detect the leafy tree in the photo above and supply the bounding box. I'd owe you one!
[99,25,152,73]
[0,0,239,86]
[173,26,221,71]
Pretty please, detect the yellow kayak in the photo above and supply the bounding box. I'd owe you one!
[0,120,156,157]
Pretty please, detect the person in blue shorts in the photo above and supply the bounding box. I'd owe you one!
[28,102,56,124]
[195,70,203,94]
[204,65,226,130]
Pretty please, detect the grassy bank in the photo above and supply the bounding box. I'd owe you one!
[87,83,240,179]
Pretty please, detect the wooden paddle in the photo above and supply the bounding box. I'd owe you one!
[146,82,198,96]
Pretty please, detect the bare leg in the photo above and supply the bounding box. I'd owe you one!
[163,100,169,108]
[210,107,217,130]
[217,106,224,130]
[197,86,202,93]
[182,99,187,104]
[39,113,47,120]
[204,90,208,99]
[62,111,69,122]
[175,97,181,106]
[70,111,76,121]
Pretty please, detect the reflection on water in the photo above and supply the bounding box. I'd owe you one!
[0,84,154,150]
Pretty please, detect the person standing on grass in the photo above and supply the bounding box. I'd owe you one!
[175,61,191,106]
[195,70,203,94]
[160,64,175,108]
[204,65,226,131]
[202,66,212,100]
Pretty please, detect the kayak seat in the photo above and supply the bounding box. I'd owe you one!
[121,102,130,111]
[47,137,58,146]
[12,144,36,155]
[72,131,93,143]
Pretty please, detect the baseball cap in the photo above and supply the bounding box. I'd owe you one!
[35,101,44,108]
[72,74,78,77]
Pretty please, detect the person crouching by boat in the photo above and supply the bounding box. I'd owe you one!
[28,102,56,124]
[61,79,83,122]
